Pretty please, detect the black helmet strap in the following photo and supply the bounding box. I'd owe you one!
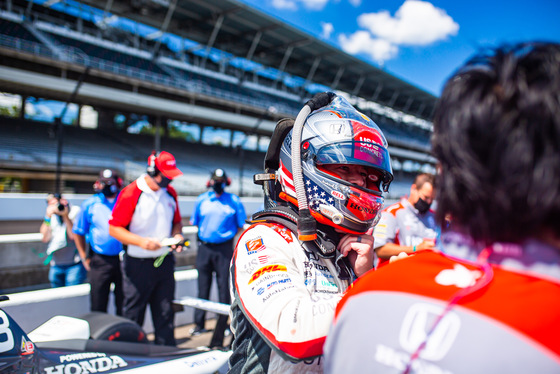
[263,118,294,172]
[253,118,294,208]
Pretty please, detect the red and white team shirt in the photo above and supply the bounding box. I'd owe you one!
[109,174,181,258]
[374,198,438,266]
[324,240,560,373]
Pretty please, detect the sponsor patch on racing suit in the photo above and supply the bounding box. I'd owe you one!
[229,222,351,374]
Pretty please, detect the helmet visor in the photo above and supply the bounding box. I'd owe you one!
[317,163,385,192]
[346,185,385,223]
[315,141,393,187]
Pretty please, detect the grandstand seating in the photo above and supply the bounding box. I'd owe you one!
[46,33,170,77]
[0,3,433,199]
[2,8,432,141]
[1,8,431,146]
[0,116,264,196]
[0,18,39,43]
[162,63,300,116]
[0,114,412,199]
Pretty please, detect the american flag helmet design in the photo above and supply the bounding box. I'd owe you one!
[277,94,393,234]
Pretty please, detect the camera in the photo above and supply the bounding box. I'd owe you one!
[52,193,68,212]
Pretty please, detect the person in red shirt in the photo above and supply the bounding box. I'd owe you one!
[324,42,560,373]
[109,150,185,346]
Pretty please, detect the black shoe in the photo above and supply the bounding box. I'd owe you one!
[189,327,209,336]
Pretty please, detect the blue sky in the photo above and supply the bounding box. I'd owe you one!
[237,0,560,96]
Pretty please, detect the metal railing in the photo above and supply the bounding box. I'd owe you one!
[0,226,199,244]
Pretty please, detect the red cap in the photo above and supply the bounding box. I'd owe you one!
[152,151,183,179]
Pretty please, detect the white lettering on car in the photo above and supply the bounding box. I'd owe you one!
[44,355,128,374]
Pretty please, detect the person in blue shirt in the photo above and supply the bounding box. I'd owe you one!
[73,169,124,315]
[190,168,246,347]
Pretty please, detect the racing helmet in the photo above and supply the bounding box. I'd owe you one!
[277,94,393,235]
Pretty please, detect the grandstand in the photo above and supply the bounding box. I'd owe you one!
[0,0,436,200]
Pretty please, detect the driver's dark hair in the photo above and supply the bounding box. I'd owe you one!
[432,42,560,244]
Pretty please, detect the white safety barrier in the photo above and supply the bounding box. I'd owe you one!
[0,268,224,334]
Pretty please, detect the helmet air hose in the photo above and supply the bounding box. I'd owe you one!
[291,92,336,241]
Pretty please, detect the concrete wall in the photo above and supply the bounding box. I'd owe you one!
[0,193,263,221]
[0,228,200,292]
[0,193,262,291]
[0,233,50,290]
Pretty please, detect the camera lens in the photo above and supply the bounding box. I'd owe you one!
[57,203,65,211]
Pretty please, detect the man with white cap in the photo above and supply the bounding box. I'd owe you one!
[109,150,184,346]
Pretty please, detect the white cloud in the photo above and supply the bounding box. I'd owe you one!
[268,0,458,65]
[338,0,458,64]
[300,0,330,10]
[320,22,334,39]
[271,0,298,11]
[271,0,329,11]
[338,31,398,64]
[357,0,459,46]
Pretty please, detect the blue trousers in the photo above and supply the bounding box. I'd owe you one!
[49,262,87,288]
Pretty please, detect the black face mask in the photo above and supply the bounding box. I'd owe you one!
[101,184,117,197]
[157,175,172,188]
[212,182,225,194]
[414,197,431,214]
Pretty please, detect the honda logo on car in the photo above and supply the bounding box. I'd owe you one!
[44,354,128,374]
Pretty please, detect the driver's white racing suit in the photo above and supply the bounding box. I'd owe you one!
[228,220,353,374]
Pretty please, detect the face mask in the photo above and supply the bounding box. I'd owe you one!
[101,184,117,197]
[212,182,225,194]
[157,175,172,188]
[414,197,431,214]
